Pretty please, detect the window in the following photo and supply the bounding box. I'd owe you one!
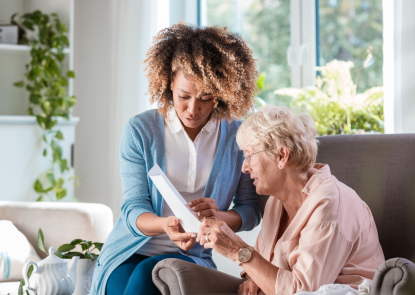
[202,0,292,105]
[201,0,384,135]
[317,0,383,93]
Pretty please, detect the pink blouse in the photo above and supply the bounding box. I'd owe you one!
[255,164,385,295]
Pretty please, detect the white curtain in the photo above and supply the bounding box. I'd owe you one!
[383,0,415,133]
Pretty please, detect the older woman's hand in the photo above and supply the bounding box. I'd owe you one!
[196,218,249,260]
[238,279,265,295]
[187,198,219,220]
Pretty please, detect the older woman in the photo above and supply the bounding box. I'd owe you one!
[198,106,385,295]
[90,23,261,295]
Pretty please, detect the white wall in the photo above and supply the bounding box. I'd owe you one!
[0,117,78,201]
[73,0,170,221]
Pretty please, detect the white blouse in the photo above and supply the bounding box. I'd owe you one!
[136,107,221,256]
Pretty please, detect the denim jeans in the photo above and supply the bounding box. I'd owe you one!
[105,253,195,295]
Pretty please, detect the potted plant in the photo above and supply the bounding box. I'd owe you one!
[274,51,384,136]
[11,10,78,201]
[18,229,102,295]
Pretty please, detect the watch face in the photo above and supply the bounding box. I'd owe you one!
[238,248,252,263]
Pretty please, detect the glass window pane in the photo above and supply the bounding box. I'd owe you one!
[318,0,383,93]
[206,0,291,105]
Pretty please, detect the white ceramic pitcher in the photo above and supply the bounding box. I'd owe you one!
[22,246,79,295]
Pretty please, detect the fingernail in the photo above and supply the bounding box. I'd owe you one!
[191,206,195,210]
[191,234,196,238]
[188,202,192,205]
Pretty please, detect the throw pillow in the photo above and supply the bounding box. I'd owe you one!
[0,220,41,281]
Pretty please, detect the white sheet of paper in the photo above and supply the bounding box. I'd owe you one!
[148,164,201,233]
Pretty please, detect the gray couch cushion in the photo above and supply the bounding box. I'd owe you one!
[316,134,415,262]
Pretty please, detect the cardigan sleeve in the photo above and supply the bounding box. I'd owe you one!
[231,171,261,232]
[119,122,154,237]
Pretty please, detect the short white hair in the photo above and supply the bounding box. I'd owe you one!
[236,105,319,171]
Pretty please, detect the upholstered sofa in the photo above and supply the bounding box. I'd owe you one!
[152,134,415,295]
[0,201,113,295]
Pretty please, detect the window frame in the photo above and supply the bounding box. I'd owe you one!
[197,0,317,89]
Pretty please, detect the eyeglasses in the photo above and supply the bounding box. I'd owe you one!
[243,147,275,166]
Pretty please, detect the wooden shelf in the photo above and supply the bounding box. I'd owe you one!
[0,43,70,54]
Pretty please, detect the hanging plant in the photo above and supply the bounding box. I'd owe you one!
[11,10,78,201]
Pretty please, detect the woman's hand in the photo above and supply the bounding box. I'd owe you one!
[238,279,264,295]
[196,218,249,260]
[163,216,196,251]
[187,198,218,220]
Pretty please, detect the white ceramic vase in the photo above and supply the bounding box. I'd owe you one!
[72,259,96,295]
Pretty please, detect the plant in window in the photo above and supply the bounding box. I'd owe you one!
[275,52,383,135]
[11,10,78,201]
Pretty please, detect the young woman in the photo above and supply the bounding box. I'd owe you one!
[90,23,262,295]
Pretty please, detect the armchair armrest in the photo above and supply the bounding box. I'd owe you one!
[152,258,243,295]
[0,201,113,258]
[371,258,415,295]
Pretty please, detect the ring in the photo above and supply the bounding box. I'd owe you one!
[205,234,210,243]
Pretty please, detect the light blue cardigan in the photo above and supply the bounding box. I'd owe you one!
[90,109,261,295]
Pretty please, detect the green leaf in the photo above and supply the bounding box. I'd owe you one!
[67,70,75,78]
[58,244,76,252]
[27,265,34,278]
[60,159,69,172]
[55,188,67,200]
[40,101,51,114]
[52,142,62,162]
[22,20,34,31]
[62,252,85,258]
[81,243,89,251]
[93,242,104,252]
[70,239,84,246]
[85,251,99,262]
[29,94,41,104]
[55,178,64,188]
[55,249,64,258]
[36,116,46,129]
[36,195,44,202]
[68,96,77,107]
[10,12,18,24]
[256,72,266,91]
[14,81,25,88]
[46,173,56,187]
[37,229,47,254]
[61,77,69,86]
[34,180,44,193]
[55,131,64,140]
[43,149,47,156]
[18,279,25,295]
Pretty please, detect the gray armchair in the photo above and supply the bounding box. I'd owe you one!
[152,134,415,295]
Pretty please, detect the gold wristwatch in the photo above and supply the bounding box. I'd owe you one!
[235,246,254,266]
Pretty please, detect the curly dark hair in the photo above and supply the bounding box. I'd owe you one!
[143,22,259,120]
